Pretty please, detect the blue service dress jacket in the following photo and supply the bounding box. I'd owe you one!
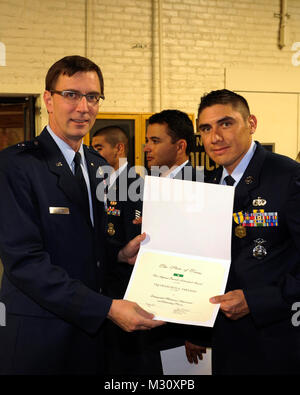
[103,165,143,299]
[102,167,165,375]
[0,128,112,374]
[207,141,300,374]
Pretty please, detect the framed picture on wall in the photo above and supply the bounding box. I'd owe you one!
[88,114,141,168]
[262,143,275,153]
[85,113,152,168]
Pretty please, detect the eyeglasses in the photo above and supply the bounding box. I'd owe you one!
[50,90,105,105]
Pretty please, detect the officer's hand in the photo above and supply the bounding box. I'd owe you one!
[107,299,165,332]
[185,340,207,364]
[117,232,146,265]
[209,289,249,320]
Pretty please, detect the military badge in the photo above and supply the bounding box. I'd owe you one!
[243,210,278,227]
[107,223,115,236]
[253,238,267,259]
[135,210,141,220]
[235,225,246,238]
[252,197,267,207]
[106,206,121,216]
[233,211,246,238]
[245,176,254,184]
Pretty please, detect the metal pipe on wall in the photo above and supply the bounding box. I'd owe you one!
[279,0,288,49]
[158,0,164,110]
[85,0,92,58]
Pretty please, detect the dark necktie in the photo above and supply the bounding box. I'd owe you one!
[224,175,235,186]
[73,152,90,218]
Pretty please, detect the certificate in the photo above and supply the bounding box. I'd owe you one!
[124,176,234,327]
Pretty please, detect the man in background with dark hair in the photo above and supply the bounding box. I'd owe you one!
[145,109,203,181]
[0,55,163,375]
[144,109,209,366]
[92,126,163,374]
[187,89,300,374]
[92,126,141,278]
[92,125,129,171]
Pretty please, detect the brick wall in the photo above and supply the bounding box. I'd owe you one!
[0,0,300,128]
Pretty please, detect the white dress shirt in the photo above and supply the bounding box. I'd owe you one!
[220,141,257,187]
[47,125,94,225]
[161,160,189,178]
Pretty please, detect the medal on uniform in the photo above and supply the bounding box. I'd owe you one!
[233,211,246,238]
[235,225,246,238]
[243,210,279,227]
[107,222,115,236]
[253,238,267,259]
[106,206,120,216]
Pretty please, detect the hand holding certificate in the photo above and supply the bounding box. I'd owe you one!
[124,176,234,327]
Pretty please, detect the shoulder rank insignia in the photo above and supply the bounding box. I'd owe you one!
[17,140,39,150]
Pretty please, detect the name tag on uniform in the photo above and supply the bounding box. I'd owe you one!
[49,207,70,215]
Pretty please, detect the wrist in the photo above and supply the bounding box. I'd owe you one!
[117,248,127,263]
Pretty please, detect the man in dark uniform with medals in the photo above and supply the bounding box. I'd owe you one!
[186,89,300,374]
[92,125,143,272]
[92,126,163,374]
[0,56,164,375]
[144,110,212,366]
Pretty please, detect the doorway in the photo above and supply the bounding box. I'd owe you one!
[0,95,36,151]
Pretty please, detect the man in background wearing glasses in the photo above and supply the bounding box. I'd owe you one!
[0,55,164,375]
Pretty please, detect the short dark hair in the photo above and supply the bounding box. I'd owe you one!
[198,89,250,120]
[93,126,129,155]
[45,55,104,95]
[148,109,195,155]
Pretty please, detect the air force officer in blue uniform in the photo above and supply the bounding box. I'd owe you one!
[0,55,163,375]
